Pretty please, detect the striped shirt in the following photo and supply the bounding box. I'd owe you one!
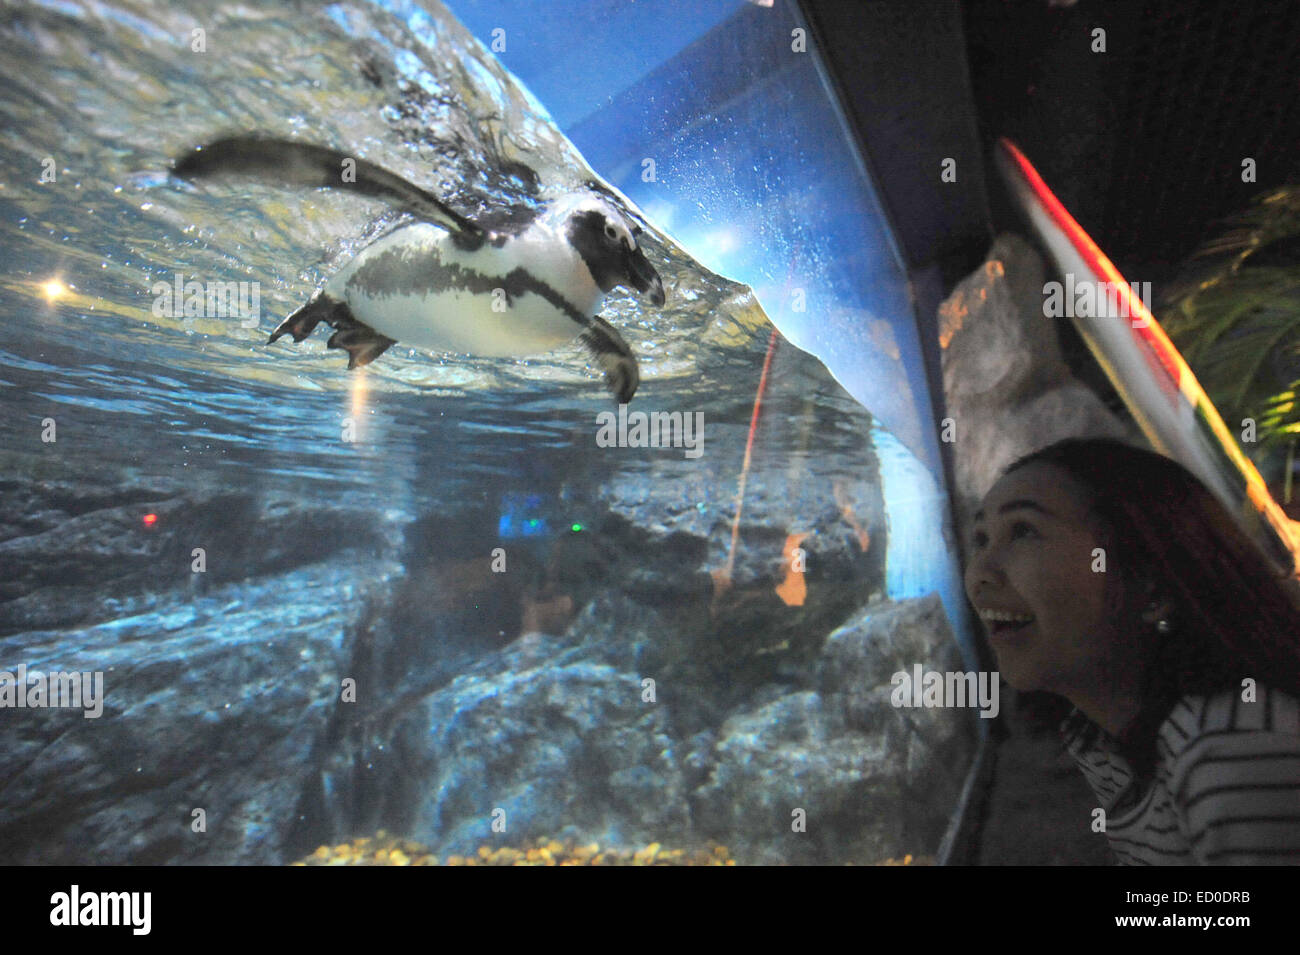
[1059,685,1300,864]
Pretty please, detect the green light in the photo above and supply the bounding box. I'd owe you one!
[571,523,583,532]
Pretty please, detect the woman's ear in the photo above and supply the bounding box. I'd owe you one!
[1131,574,1175,626]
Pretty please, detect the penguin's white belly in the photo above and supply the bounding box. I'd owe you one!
[326,223,603,358]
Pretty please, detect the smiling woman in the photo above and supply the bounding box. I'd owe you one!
[965,437,1300,865]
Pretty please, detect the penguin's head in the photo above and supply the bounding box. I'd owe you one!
[562,198,666,307]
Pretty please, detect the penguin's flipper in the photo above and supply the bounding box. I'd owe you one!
[578,315,640,404]
[173,136,485,240]
[325,323,398,371]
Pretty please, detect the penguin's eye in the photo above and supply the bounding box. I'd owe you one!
[604,223,619,241]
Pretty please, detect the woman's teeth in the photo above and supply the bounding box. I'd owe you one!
[980,610,1034,633]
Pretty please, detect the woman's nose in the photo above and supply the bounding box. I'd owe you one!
[964,543,1003,594]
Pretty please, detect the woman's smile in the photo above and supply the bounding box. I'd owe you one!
[986,617,1034,644]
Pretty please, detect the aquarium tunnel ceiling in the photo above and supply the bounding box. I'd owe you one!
[447,0,946,478]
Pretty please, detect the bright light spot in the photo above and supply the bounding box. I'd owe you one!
[641,200,676,234]
[708,230,737,254]
[142,513,158,527]
[669,225,741,275]
[41,278,70,302]
[350,369,368,422]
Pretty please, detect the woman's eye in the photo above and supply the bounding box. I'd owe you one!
[970,523,1034,549]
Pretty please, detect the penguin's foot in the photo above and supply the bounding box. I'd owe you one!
[579,314,640,403]
[270,294,396,370]
[326,323,398,370]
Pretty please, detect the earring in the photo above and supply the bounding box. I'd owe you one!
[1146,599,1173,634]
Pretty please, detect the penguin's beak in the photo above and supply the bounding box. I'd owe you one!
[626,247,666,307]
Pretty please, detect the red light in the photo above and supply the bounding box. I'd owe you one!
[142,513,157,527]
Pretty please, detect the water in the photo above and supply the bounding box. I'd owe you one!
[0,0,974,865]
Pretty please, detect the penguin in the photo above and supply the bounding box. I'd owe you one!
[172,136,665,402]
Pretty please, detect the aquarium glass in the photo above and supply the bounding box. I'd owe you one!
[0,0,978,866]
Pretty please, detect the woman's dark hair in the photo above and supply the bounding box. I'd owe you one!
[1004,436,1300,780]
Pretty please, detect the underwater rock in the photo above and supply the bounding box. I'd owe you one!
[309,588,967,865]
[690,593,974,864]
[593,409,888,675]
[288,593,607,848]
[303,593,693,858]
[286,556,700,859]
[0,476,397,636]
[389,640,691,857]
[597,418,885,592]
[0,556,401,864]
